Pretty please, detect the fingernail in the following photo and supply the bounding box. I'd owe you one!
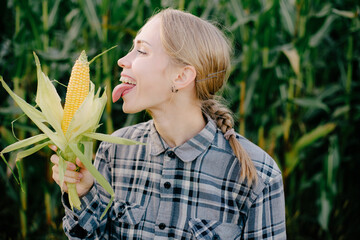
[78,173,83,178]
[69,164,76,170]
[49,145,56,151]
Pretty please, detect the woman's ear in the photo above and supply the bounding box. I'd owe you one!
[173,65,197,90]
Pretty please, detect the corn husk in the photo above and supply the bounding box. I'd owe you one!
[0,50,143,219]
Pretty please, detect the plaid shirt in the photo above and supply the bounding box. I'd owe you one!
[62,119,286,239]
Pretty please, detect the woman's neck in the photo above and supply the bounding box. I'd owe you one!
[151,103,206,148]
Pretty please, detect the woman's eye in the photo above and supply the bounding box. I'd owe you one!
[137,49,147,55]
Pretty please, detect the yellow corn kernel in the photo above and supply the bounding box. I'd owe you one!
[61,51,90,134]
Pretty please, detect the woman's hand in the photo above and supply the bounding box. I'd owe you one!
[49,145,94,197]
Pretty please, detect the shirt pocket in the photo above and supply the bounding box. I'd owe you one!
[110,201,146,225]
[189,218,242,240]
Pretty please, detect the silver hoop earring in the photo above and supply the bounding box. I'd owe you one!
[171,86,178,93]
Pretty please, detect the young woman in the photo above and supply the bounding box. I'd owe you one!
[51,8,286,239]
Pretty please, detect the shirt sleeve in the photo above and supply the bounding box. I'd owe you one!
[61,142,113,239]
[242,174,287,239]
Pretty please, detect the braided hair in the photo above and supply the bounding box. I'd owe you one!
[155,8,258,184]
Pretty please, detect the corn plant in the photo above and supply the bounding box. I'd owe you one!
[0,50,143,218]
[0,0,359,239]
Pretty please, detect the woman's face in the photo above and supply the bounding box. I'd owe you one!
[113,17,177,114]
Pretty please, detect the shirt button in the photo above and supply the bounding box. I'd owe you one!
[164,182,171,189]
[158,223,166,230]
[167,151,176,158]
[212,234,220,240]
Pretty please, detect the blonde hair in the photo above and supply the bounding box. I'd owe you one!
[153,8,257,184]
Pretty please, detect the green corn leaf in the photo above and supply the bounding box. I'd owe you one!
[279,0,295,36]
[11,141,52,192]
[318,189,331,230]
[293,98,330,113]
[293,123,336,153]
[313,4,332,18]
[282,48,300,76]
[69,143,114,220]
[34,52,64,135]
[285,123,336,176]
[332,8,357,19]
[0,77,45,122]
[0,77,67,150]
[83,132,145,145]
[15,160,24,193]
[48,0,61,28]
[81,0,103,41]
[310,15,337,47]
[58,153,67,192]
[1,153,21,186]
[15,141,52,162]
[83,141,92,161]
[1,134,48,154]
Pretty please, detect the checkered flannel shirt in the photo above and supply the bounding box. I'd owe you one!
[62,118,286,239]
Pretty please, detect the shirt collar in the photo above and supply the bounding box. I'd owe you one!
[149,116,217,162]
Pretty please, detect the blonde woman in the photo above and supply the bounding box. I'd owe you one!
[51,8,286,239]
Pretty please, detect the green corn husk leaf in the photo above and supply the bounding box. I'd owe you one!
[34,52,64,135]
[84,132,145,145]
[66,83,107,142]
[1,134,48,154]
[58,153,67,193]
[0,77,66,151]
[1,133,49,190]
[15,141,52,162]
[1,153,21,185]
[57,147,81,211]
[0,77,45,123]
[1,48,144,217]
[68,182,81,211]
[13,140,52,191]
[69,142,114,219]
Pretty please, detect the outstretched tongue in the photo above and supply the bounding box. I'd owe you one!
[112,83,135,103]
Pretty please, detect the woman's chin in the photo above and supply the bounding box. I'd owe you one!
[122,104,142,114]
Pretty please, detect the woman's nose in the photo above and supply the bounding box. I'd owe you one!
[117,55,131,68]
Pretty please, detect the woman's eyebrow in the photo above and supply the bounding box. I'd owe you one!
[134,39,152,46]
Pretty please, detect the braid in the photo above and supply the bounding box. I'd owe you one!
[156,9,257,184]
[202,98,258,185]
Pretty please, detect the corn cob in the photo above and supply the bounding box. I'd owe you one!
[61,50,90,134]
[0,48,142,219]
[60,51,90,210]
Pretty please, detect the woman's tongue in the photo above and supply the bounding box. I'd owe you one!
[112,83,135,103]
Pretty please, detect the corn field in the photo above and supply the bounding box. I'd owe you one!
[0,0,359,239]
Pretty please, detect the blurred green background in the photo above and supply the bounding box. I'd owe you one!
[0,0,359,239]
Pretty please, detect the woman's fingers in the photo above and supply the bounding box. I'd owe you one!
[50,154,59,165]
[50,152,93,196]
[48,144,57,152]
[75,158,86,169]
[52,172,79,185]
[52,166,83,182]
[50,154,78,171]
[51,154,83,187]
